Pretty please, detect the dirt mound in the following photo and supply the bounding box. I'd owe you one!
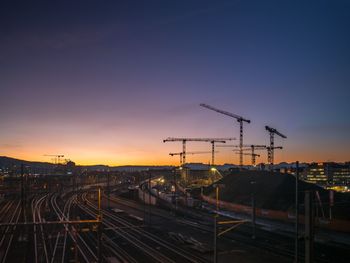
[203,170,350,218]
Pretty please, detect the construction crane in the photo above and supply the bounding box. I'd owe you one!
[163,137,235,166]
[43,154,64,164]
[209,140,226,165]
[200,103,250,167]
[234,151,261,166]
[265,126,287,166]
[266,146,283,165]
[217,144,266,165]
[169,151,217,166]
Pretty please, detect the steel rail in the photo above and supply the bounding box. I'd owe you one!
[51,193,97,263]
[82,192,208,263]
[0,200,21,263]
[34,194,50,263]
[78,195,175,263]
[104,193,209,262]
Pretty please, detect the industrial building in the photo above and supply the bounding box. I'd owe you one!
[304,162,350,187]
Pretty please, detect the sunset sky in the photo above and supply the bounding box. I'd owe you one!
[1,0,349,165]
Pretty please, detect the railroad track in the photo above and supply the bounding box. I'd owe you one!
[0,199,21,263]
[50,193,72,263]
[0,200,16,222]
[32,194,50,263]
[104,193,334,262]
[50,193,98,263]
[69,191,141,263]
[79,191,208,263]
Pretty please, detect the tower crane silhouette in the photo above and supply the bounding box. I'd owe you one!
[217,144,266,165]
[265,126,286,166]
[163,137,235,166]
[200,103,250,167]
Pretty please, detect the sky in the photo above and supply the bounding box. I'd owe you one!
[0,0,349,165]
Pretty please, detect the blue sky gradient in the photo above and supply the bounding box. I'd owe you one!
[0,0,349,164]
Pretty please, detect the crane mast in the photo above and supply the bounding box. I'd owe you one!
[200,103,250,167]
[265,126,287,166]
[210,140,225,165]
[266,146,283,165]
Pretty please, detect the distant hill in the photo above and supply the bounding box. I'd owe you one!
[82,164,174,172]
[0,156,55,171]
[0,156,174,172]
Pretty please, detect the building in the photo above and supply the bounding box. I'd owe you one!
[304,162,350,187]
[180,163,220,187]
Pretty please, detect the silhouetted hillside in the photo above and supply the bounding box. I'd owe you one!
[0,156,54,172]
[0,156,173,173]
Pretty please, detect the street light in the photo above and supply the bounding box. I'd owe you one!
[210,167,223,184]
[211,167,217,184]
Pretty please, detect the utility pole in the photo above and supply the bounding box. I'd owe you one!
[107,171,110,209]
[21,164,25,222]
[214,214,218,263]
[143,183,146,222]
[329,190,334,220]
[304,191,314,263]
[295,161,299,263]
[173,169,178,214]
[251,181,256,239]
[214,185,219,263]
[20,163,27,244]
[200,103,250,167]
[97,188,102,263]
[148,173,152,225]
[98,188,101,219]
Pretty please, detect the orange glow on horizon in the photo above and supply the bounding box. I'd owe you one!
[2,149,349,167]
[1,129,348,167]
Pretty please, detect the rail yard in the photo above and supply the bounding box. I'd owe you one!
[1,170,349,263]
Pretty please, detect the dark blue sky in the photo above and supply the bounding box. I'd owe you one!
[1,0,349,164]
